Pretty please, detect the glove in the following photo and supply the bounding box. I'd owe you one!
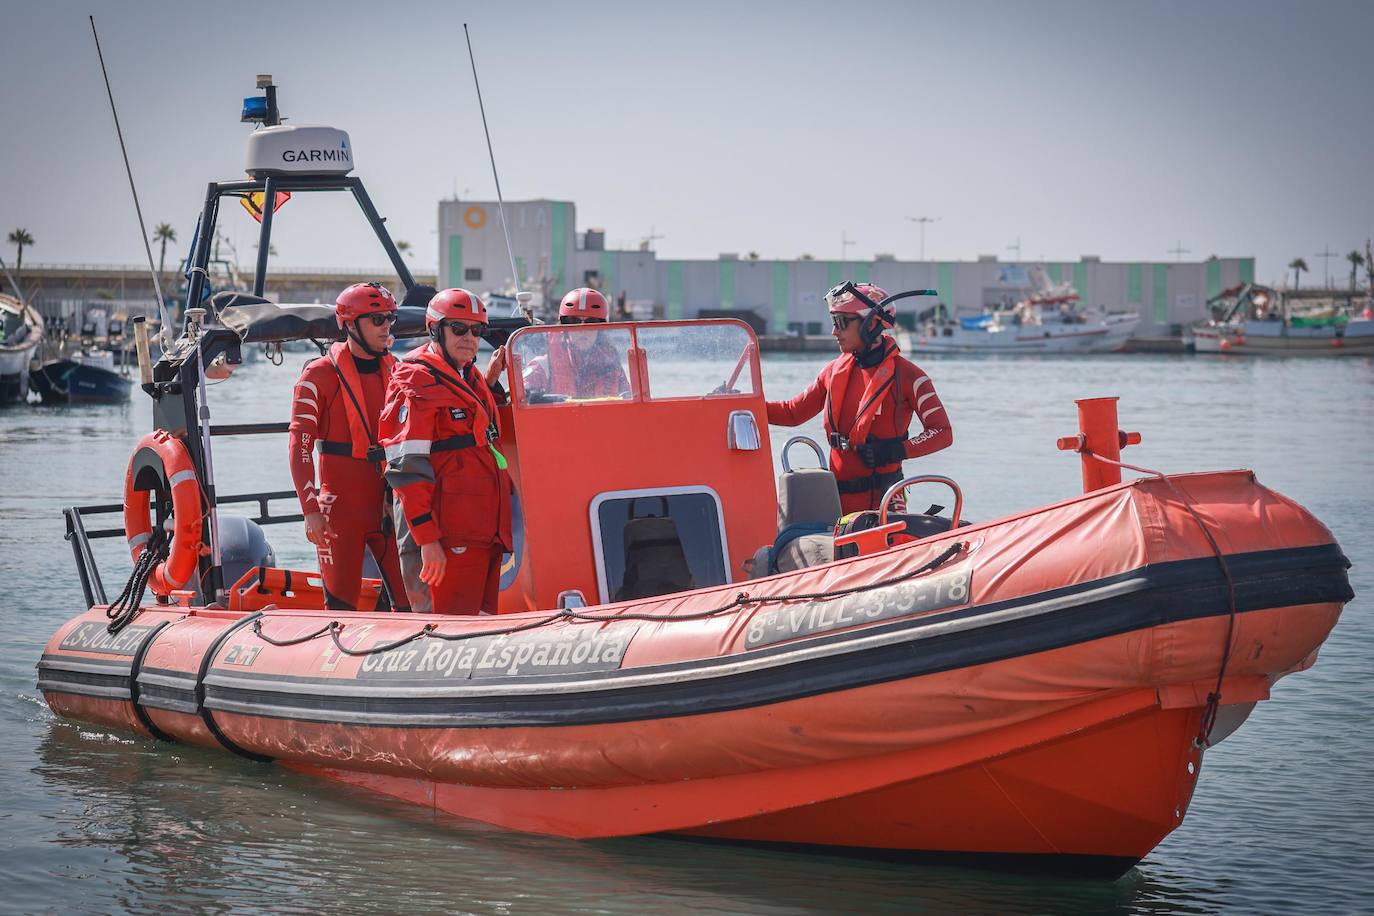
[857,438,906,469]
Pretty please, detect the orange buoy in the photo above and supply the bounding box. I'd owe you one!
[122,430,204,595]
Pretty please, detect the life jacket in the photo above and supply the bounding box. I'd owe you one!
[327,342,395,462]
[822,338,905,452]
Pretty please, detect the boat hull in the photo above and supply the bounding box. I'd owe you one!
[1191,317,1374,356]
[37,472,1352,874]
[30,359,133,403]
[905,315,1140,354]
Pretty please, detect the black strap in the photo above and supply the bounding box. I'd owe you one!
[836,469,903,495]
[129,620,176,744]
[432,433,478,452]
[318,440,354,456]
[196,611,273,763]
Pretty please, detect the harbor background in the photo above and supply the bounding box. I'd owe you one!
[1,350,1370,914]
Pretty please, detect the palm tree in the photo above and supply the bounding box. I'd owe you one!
[153,223,177,278]
[395,239,413,259]
[7,228,33,273]
[1288,257,1308,289]
[1348,251,1365,303]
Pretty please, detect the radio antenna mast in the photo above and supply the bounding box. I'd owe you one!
[89,16,174,344]
[463,23,536,322]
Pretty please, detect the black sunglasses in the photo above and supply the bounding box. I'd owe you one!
[442,321,484,337]
[559,316,607,325]
[364,313,399,327]
[831,313,860,330]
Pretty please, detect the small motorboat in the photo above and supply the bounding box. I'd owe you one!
[0,292,44,404]
[36,78,1353,880]
[30,350,133,403]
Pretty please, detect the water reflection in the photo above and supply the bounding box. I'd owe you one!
[26,718,1226,915]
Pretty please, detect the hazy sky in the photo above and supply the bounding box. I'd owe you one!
[2,0,1370,288]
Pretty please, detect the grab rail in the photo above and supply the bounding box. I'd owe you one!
[780,436,827,473]
[879,475,963,528]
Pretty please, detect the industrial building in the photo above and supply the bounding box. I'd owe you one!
[440,198,1254,337]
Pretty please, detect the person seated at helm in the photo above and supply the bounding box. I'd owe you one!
[522,288,631,400]
[765,281,953,515]
[287,282,409,612]
[380,289,513,615]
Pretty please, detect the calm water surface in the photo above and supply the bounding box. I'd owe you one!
[1,351,1369,914]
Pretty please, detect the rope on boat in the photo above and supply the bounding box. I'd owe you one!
[1082,451,1238,747]
[106,528,168,635]
[250,541,966,656]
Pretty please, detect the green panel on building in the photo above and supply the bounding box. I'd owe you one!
[599,252,615,300]
[826,262,842,288]
[1127,263,1143,304]
[719,259,736,310]
[1153,264,1169,323]
[1048,263,1062,283]
[1073,262,1089,307]
[772,262,789,331]
[938,262,954,305]
[667,261,684,319]
[1206,259,1222,300]
[550,202,568,288]
[446,235,463,288]
[854,262,870,283]
[1239,258,1255,284]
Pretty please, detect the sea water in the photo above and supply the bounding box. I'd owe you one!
[1,351,1369,914]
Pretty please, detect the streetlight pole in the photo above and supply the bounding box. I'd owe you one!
[907,216,940,261]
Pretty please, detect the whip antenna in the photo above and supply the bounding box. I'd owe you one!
[89,16,174,343]
[463,23,536,322]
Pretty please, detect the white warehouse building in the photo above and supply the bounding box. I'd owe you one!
[439,199,1253,337]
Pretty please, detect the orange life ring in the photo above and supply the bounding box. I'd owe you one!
[463,206,487,230]
[123,429,204,596]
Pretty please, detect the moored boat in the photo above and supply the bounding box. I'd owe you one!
[36,77,1353,880]
[1190,283,1374,355]
[30,351,133,403]
[0,293,44,404]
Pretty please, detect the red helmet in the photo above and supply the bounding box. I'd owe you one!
[426,288,488,334]
[335,282,397,326]
[825,282,892,323]
[558,287,610,322]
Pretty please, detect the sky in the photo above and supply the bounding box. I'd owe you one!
[1,0,1370,289]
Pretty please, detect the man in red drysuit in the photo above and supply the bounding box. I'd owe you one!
[288,282,409,611]
[380,288,513,614]
[766,282,953,514]
[521,287,630,400]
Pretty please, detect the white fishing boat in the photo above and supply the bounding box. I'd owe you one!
[0,293,45,403]
[903,299,1139,354]
[1190,284,1374,356]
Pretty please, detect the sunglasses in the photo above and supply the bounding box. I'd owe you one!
[831,314,860,330]
[441,321,485,337]
[559,316,607,325]
[364,313,399,327]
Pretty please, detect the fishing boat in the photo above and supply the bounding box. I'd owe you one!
[0,293,44,403]
[904,286,1140,354]
[1190,283,1374,355]
[37,78,1353,879]
[30,350,134,403]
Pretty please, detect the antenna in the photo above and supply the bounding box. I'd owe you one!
[1315,244,1338,290]
[639,227,664,252]
[1168,240,1191,261]
[463,23,534,321]
[89,16,174,344]
[841,230,856,261]
[0,253,25,303]
[1007,236,1022,261]
[906,216,940,261]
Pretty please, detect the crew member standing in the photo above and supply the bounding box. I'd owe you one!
[766,282,953,513]
[288,282,409,610]
[522,287,630,399]
[380,288,513,614]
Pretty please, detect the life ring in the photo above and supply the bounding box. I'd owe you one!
[123,429,204,596]
[463,206,487,230]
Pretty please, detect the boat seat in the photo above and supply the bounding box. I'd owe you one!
[615,516,695,602]
[777,467,842,531]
